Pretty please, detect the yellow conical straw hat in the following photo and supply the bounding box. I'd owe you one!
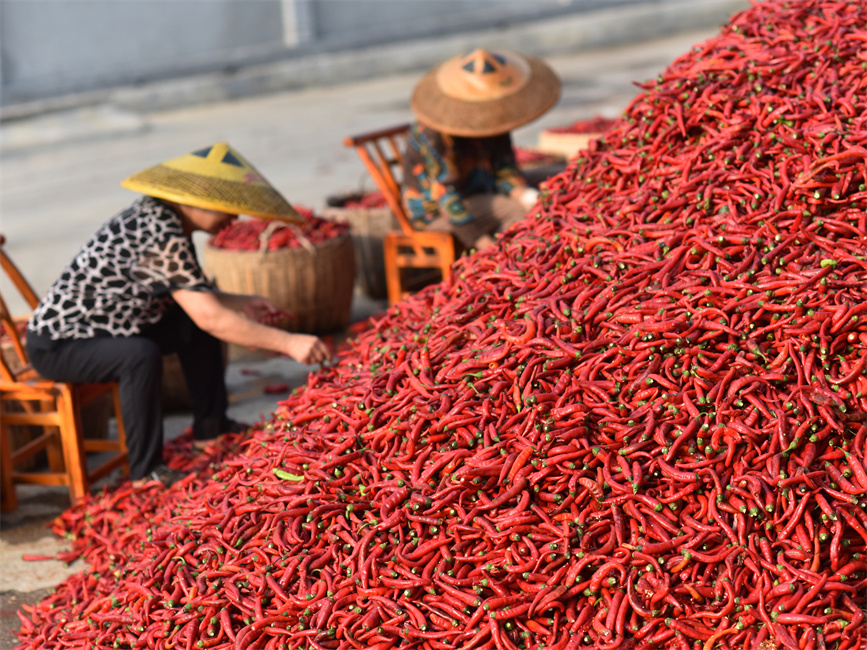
[121,142,302,222]
[411,49,561,137]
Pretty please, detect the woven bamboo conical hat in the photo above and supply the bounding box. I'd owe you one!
[121,142,302,222]
[410,49,561,137]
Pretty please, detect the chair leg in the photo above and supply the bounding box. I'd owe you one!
[0,420,17,512]
[58,386,90,502]
[111,384,130,479]
[439,241,456,283]
[45,397,66,473]
[383,235,405,307]
[45,430,67,473]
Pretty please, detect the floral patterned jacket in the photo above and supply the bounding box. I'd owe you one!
[401,122,525,226]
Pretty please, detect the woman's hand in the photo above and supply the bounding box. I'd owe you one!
[284,334,333,365]
[511,186,539,211]
[175,289,330,362]
[473,234,497,251]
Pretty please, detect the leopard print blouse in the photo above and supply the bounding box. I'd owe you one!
[28,196,213,340]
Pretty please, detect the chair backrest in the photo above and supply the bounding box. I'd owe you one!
[344,123,416,236]
[0,293,26,383]
[0,235,39,383]
[0,235,40,312]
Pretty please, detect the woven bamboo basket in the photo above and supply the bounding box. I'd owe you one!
[202,231,355,334]
[321,193,398,301]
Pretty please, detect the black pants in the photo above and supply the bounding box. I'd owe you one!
[27,305,229,480]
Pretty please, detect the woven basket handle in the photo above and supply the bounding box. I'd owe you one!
[257,220,316,258]
[288,223,316,255]
[257,221,282,259]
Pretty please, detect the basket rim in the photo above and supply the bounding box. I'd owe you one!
[203,231,353,255]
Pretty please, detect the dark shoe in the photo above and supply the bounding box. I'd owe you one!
[139,464,186,488]
[192,419,250,451]
[224,419,251,434]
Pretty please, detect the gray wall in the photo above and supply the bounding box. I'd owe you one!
[307,0,611,49]
[0,0,638,109]
[0,0,286,104]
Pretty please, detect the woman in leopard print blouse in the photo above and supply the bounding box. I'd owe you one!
[27,143,331,487]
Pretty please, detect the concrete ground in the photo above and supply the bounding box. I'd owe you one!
[0,6,747,646]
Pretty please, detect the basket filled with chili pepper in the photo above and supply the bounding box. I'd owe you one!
[16,1,867,649]
[536,115,617,159]
[321,190,397,301]
[202,206,354,334]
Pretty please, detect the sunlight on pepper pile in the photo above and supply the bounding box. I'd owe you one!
[16,1,867,648]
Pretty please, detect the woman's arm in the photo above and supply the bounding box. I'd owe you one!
[171,288,331,364]
[211,291,288,326]
[212,291,261,311]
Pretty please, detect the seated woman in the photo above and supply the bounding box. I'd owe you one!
[26,142,332,488]
[402,48,562,251]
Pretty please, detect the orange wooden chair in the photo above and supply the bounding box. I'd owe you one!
[344,124,460,305]
[0,235,129,512]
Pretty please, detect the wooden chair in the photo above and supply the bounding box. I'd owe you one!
[0,235,129,512]
[344,124,460,305]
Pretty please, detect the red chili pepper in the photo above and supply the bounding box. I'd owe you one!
[17,3,867,649]
[209,207,350,251]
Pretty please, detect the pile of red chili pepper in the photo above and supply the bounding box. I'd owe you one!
[16,1,867,649]
[210,206,350,251]
[545,116,618,136]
